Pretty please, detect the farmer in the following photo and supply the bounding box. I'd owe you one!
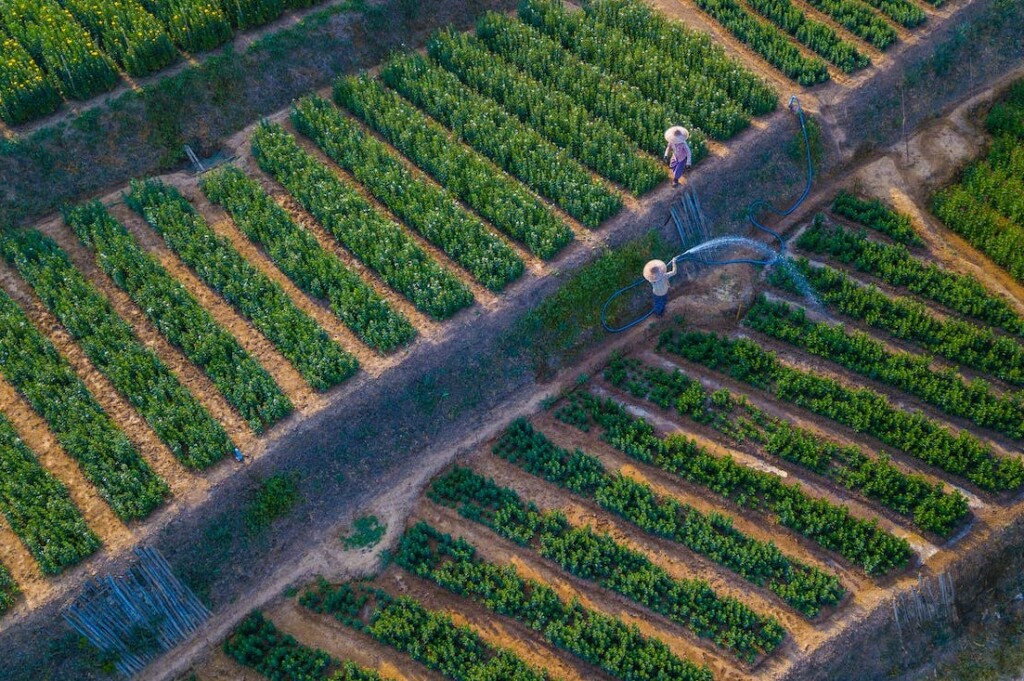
[663,126,692,187]
[643,258,677,317]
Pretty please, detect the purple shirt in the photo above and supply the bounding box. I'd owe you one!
[665,140,692,167]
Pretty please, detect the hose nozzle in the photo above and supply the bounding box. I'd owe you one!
[788,95,802,116]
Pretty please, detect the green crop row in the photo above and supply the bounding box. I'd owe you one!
[797,215,1024,335]
[0,565,16,615]
[987,81,1024,139]
[65,201,292,433]
[138,0,231,52]
[61,0,178,77]
[474,12,707,159]
[335,75,573,260]
[957,138,1024,226]
[251,122,475,320]
[581,0,778,116]
[659,325,1024,492]
[200,166,416,352]
[0,282,168,520]
[493,418,845,616]
[831,191,922,245]
[686,0,831,85]
[783,259,1024,387]
[933,186,1024,285]
[2,0,119,99]
[301,580,552,681]
[381,52,621,228]
[428,29,665,195]
[555,392,913,574]
[857,0,925,27]
[605,354,969,536]
[747,296,1024,440]
[743,0,869,72]
[1,229,233,468]
[396,521,713,681]
[0,34,62,125]
[125,178,357,390]
[430,467,785,661]
[292,94,524,291]
[519,0,754,139]
[800,0,897,49]
[0,413,99,574]
[225,611,385,681]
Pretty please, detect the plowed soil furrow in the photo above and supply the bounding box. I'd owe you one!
[270,600,441,681]
[414,499,757,678]
[107,202,317,412]
[0,263,194,499]
[24,214,256,453]
[376,563,612,681]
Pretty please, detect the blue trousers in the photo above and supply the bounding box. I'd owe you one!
[653,293,668,316]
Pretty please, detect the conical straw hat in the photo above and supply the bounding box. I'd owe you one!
[664,126,690,143]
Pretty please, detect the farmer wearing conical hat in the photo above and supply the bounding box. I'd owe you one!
[643,258,677,317]
[664,126,692,187]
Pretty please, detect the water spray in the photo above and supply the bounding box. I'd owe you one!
[600,95,815,333]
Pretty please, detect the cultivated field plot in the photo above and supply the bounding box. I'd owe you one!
[210,85,1024,681]
[0,0,788,615]
[0,0,333,126]
[0,0,994,651]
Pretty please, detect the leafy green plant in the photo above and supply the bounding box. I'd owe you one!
[659,325,1024,492]
[381,52,622,228]
[492,419,845,615]
[201,165,416,352]
[0,414,100,574]
[0,35,61,124]
[831,191,922,245]
[292,95,524,291]
[605,354,968,535]
[342,515,386,549]
[0,284,169,520]
[61,0,179,77]
[429,467,785,662]
[798,214,1022,334]
[552,394,913,573]
[742,0,870,72]
[395,522,714,681]
[244,472,300,531]
[251,122,475,320]
[139,0,233,52]
[0,564,17,615]
[335,75,572,260]
[428,29,665,195]
[125,178,358,391]
[746,296,1024,440]
[66,201,292,433]
[301,580,553,680]
[0,228,234,468]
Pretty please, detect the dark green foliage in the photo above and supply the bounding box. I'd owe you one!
[395,522,714,681]
[200,165,416,352]
[493,419,845,615]
[244,473,300,531]
[342,515,386,549]
[250,122,475,320]
[783,258,1024,388]
[605,354,968,536]
[65,201,292,433]
[292,94,524,291]
[831,191,922,245]
[335,75,573,260]
[301,580,553,681]
[746,296,1024,440]
[427,29,665,195]
[381,52,622,228]
[797,215,1023,334]
[659,325,1024,493]
[0,282,169,520]
[124,178,358,391]
[0,228,233,468]
[553,394,913,574]
[429,467,786,662]
[0,414,100,574]
[0,565,17,615]
[741,0,870,72]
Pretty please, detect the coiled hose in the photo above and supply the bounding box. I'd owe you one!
[600,96,813,333]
